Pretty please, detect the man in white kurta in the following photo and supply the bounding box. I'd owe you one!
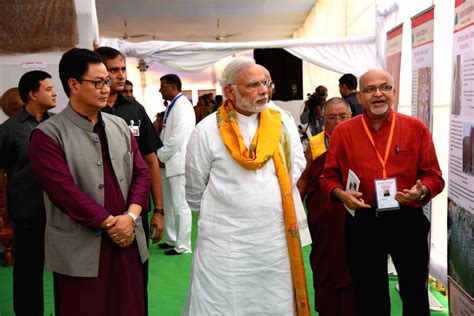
[183,58,306,315]
[157,74,195,255]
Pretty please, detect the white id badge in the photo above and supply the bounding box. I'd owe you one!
[374,177,400,212]
[129,125,140,137]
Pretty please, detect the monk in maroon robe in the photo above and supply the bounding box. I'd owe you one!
[297,97,356,316]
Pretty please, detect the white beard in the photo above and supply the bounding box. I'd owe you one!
[370,104,389,115]
[234,90,268,114]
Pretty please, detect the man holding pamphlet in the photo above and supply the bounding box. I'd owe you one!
[320,69,444,316]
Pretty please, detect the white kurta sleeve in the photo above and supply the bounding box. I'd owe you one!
[279,110,311,246]
[185,124,212,212]
[270,102,305,184]
[285,112,305,184]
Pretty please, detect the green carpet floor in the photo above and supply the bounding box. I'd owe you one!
[0,213,449,315]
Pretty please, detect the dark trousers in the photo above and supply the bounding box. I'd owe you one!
[12,216,46,316]
[141,211,149,316]
[348,207,430,316]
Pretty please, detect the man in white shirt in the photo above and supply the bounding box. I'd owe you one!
[157,74,195,255]
[183,57,309,315]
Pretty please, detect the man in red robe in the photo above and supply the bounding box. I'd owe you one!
[29,48,150,316]
[320,69,445,315]
[297,97,356,315]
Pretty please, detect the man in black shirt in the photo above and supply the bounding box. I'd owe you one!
[96,46,163,315]
[0,70,57,315]
[339,73,363,117]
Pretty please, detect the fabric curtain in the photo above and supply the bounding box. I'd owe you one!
[99,36,382,76]
[98,1,400,75]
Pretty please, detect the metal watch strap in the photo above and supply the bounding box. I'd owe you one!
[125,211,138,226]
[418,187,428,201]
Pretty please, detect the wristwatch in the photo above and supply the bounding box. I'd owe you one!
[154,208,164,215]
[418,187,428,201]
[125,211,139,227]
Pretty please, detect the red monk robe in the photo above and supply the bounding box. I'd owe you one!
[303,131,356,316]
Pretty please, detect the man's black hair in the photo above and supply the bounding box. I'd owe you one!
[59,48,105,97]
[95,46,124,61]
[18,70,52,103]
[160,74,182,91]
[339,73,358,90]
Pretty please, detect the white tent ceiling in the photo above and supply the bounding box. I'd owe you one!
[96,0,399,75]
[96,0,317,43]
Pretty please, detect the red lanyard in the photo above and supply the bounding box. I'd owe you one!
[361,112,397,179]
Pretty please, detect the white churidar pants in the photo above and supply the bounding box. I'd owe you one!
[161,169,192,253]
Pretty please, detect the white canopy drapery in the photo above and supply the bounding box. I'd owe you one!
[98,1,399,76]
[99,36,381,76]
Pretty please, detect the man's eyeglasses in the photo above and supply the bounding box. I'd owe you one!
[326,114,349,122]
[231,79,274,90]
[360,84,393,94]
[80,78,112,89]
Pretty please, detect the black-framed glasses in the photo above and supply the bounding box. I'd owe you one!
[80,77,113,89]
[360,84,393,94]
[231,79,273,90]
[326,114,349,122]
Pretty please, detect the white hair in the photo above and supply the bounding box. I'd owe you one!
[322,97,352,115]
[260,65,271,80]
[220,57,256,88]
